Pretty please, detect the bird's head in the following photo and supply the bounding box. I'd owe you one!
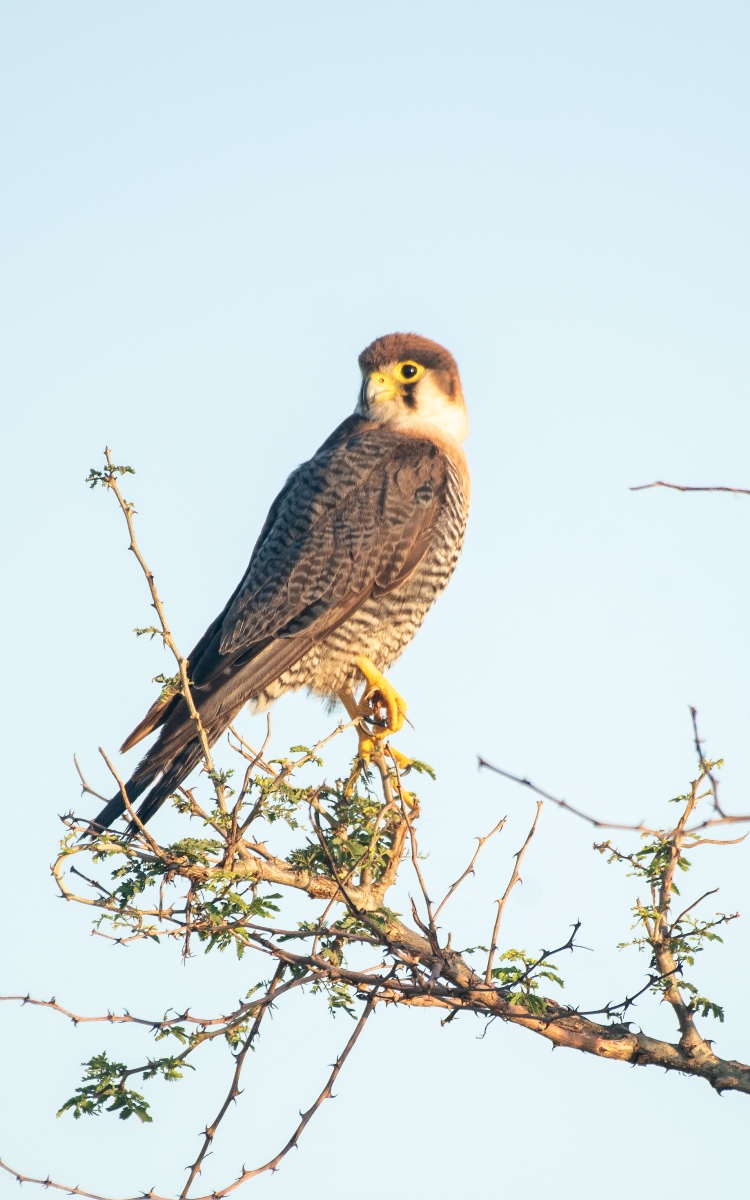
[356,333,469,444]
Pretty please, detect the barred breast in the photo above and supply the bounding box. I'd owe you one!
[251,453,469,709]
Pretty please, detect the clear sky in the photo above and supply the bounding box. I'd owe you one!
[2,2,750,1196]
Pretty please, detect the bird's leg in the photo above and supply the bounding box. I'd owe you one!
[338,658,415,802]
[351,655,407,737]
[383,744,417,810]
[353,657,417,785]
[385,745,413,772]
[337,685,380,767]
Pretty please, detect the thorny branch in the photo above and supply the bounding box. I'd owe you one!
[89,450,225,813]
[179,962,286,1198]
[631,481,750,496]
[485,802,542,984]
[477,752,750,839]
[4,449,750,1199]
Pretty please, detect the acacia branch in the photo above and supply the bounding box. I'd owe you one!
[433,815,507,922]
[211,990,378,1196]
[485,802,542,984]
[631,480,750,496]
[9,451,749,1200]
[0,991,378,1200]
[96,449,222,811]
[180,963,286,1198]
[478,755,750,837]
[477,757,650,831]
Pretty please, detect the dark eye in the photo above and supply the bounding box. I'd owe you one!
[401,364,418,379]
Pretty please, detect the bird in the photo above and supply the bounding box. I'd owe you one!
[92,332,470,831]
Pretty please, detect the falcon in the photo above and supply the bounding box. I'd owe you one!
[93,333,470,830]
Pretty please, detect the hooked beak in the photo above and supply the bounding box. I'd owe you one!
[364,370,399,407]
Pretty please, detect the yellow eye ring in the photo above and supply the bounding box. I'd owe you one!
[396,360,425,384]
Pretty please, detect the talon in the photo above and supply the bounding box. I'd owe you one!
[384,744,417,809]
[352,655,407,736]
[386,745,413,773]
[337,660,410,800]
[342,727,379,798]
[356,729,379,766]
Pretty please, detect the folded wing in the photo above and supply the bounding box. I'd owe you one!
[95,417,452,829]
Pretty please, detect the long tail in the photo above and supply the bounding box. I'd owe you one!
[91,702,241,833]
[90,738,206,833]
[90,627,325,833]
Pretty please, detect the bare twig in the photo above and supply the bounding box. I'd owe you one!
[478,756,750,838]
[98,448,223,811]
[631,480,750,496]
[433,816,507,922]
[209,990,378,1196]
[98,747,163,855]
[180,963,286,1198]
[485,802,542,984]
[477,758,649,831]
[73,755,109,804]
[689,706,726,817]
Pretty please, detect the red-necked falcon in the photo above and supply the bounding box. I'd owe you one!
[93,333,470,830]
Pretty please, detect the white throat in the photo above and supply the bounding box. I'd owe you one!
[358,374,469,445]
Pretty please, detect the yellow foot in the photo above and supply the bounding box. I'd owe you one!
[338,660,410,799]
[385,745,413,773]
[384,745,417,809]
[343,738,417,806]
[355,727,379,768]
[351,655,407,736]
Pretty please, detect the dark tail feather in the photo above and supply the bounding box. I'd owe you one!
[90,631,311,834]
[89,761,161,833]
[120,693,178,754]
[90,728,204,833]
[126,741,205,831]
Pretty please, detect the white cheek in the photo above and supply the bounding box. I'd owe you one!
[354,374,469,444]
[411,376,470,443]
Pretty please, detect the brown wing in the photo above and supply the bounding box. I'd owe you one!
[121,418,452,752]
[119,465,305,753]
[215,422,449,661]
[100,419,460,831]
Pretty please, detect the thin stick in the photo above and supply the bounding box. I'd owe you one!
[630,481,750,496]
[485,801,543,985]
[98,747,163,855]
[100,448,223,810]
[433,816,507,922]
[73,754,109,804]
[480,756,750,838]
[180,963,286,1198]
[689,705,725,817]
[210,991,378,1196]
[478,757,649,832]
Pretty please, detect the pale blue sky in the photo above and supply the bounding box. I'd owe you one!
[2,2,750,1196]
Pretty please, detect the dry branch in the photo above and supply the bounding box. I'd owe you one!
[4,449,749,1198]
[631,480,750,496]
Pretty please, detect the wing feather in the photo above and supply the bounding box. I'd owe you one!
[122,418,453,754]
[215,421,448,667]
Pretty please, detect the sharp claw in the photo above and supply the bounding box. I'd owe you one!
[338,660,416,806]
[352,655,407,736]
[386,746,413,772]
